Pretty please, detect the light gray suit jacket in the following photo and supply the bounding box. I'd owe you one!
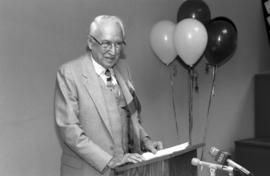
[54,54,148,176]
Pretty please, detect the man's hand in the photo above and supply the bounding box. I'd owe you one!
[107,153,145,169]
[143,137,163,154]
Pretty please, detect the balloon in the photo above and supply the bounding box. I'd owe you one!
[174,18,208,67]
[150,20,177,65]
[205,17,238,66]
[177,0,211,25]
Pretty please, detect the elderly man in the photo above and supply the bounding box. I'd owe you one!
[54,15,163,176]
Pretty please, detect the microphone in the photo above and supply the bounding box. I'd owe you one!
[209,146,254,176]
[209,146,231,164]
[191,158,234,173]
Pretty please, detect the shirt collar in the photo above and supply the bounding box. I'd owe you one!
[91,55,114,77]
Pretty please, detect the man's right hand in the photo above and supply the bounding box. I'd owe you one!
[107,153,145,168]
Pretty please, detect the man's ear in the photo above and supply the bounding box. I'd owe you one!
[119,49,126,59]
[87,37,93,50]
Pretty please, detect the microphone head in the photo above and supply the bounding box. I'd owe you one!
[209,146,231,164]
[191,158,200,166]
[209,146,219,156]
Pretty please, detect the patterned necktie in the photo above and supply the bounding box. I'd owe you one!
[105,69,113,86]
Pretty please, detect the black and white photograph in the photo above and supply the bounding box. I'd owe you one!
[0,0,269,176]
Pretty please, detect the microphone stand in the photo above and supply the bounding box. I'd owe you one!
[209,166,234,176]
[228,169,234,176]
[209,146,254,176]
[191,158,234,176]
[209,167,217,176]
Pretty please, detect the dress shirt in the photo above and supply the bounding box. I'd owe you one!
[91,56,118,86]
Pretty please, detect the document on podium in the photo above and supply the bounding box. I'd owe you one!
[142,142,189,161]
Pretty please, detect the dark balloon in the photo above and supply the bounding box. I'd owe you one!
[205,17,238,66]
[177,0,211,25]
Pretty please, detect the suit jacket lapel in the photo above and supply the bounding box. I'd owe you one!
[80,55,113,139]
[114,69,133,104]
[114,68,143,153]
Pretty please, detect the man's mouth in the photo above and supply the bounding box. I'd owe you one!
[105,57,115,61]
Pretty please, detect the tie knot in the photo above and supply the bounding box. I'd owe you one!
[105,69,112,82]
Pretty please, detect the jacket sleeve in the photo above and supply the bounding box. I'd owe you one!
[54,65,112,173]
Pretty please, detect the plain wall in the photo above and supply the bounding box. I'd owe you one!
[0,0,270,175]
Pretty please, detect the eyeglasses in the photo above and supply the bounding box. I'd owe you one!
[91,35,126,50]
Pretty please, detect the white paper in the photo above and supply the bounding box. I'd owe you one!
[142,142,189,161]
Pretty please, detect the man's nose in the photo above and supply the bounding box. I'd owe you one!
[108,44,117,55]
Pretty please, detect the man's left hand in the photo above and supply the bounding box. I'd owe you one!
[143,137,163,154]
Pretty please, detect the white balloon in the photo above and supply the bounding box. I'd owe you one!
[150,20,177,65]
[174,18,208,67]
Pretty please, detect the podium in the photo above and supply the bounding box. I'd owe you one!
[113,143,204,176]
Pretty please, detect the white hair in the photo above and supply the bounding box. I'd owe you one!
[89,15,125,39]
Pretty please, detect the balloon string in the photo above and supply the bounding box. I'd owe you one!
[188,68,194,145]
[200,66,217,160]
[194,70,199,93]
[169,65,180,141]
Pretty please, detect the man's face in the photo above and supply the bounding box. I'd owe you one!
[89,22,124,69]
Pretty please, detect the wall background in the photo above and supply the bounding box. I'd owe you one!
[1,0,270,175]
